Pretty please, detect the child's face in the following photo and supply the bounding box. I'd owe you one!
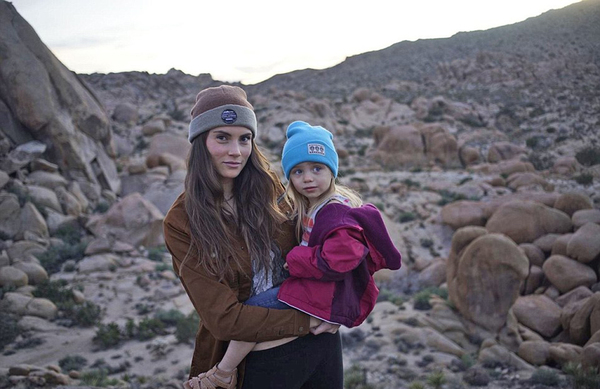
[289,162,333,206]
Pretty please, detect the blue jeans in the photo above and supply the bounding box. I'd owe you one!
[244,286,289,310]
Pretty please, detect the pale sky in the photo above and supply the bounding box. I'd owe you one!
[11,0,580,85]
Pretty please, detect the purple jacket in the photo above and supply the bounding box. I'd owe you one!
[278,203,402,327]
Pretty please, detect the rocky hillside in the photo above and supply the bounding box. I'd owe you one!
[2,0,600,388]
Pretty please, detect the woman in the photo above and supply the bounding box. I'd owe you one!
[163,85,342,389]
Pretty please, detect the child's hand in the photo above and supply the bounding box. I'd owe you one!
[310,321,340,335]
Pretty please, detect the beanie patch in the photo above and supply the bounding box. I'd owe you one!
[307,144,326,156]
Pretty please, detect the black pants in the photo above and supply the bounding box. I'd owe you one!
[242,332,343,389]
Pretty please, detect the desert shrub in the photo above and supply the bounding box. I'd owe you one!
[94,201,110,214]
[377,288,405,306]
[154,309,185,326]
[458,176,473,185]
[136,317,166,340]
[54,225,84,245]
[36,242,87,274]
[408,382,425,389]
[155,262,172,273]
[574,174,593,186]
[59,354,88,372]
[437,190,467,206]
[343,364,374,389]
[70,301,104,327]
[427,370,447,389]
[147,246,167,262]
[460,353,476,369]
[399,212,417,223]
[529,151,555,171]
[33,280,103,327]
[413,287,448,311]
[420,238,434,248]
[575,146,600,167]
[93,323,122,349]
[563,362,600,389]
[403,178,421,189]
[530,368,561,386]
[80,369,119,387]
[0,314,19,349]
[176,311,200,344]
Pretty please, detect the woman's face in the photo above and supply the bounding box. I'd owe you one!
[206,126,253,184]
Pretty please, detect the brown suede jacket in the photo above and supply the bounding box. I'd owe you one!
[163,192,310,387]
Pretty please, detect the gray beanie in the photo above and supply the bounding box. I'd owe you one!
[188,85,257,143]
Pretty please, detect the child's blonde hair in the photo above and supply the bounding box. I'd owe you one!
[286,172,362,242]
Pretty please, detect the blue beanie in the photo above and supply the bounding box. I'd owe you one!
[281,121,338,179]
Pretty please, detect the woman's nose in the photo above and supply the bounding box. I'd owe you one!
[228,143,241,156]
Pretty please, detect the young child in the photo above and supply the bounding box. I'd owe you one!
[185,120,401,389]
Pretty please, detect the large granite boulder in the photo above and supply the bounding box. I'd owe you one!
[486,200,572,244]
[447,230,529,331]
[0,2,119,194]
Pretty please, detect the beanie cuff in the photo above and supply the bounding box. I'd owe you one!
[188,104,257,142]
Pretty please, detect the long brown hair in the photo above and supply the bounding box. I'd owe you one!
[183,132,286,280]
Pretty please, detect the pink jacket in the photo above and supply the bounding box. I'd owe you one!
[277,203,402,327]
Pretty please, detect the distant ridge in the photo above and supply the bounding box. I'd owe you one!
[248,0,600,98]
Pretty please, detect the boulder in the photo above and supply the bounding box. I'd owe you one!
[0,292,57,319]
[522,265,544,295]
[487,142,527,163]
[459,145,481,167]
[507,172,554,192]
[572,209,600,230]
[519,243,545,267]
[112,102,139,124]
[86,192,164,247]
[548,343,582,366]
[77,254,118,274]
[141,119,166,136]
[551,233,573,256]
[517,340,550,366]
[582,343,600,370]
[512,295,562,338]
[417,123,460,168]
[556,286,594,308]
[478,343,534,371]
[6,240,46,262]
[12,261,47,285]
[26,171,68,190]
[0,266,28,287]
[17,202,48,240]
[554,193,593,217]
[0,2,119,193]
[448,232,529,331]
[532,233,561,254]
[486,200,572,244]
[567,223,600,263]
[372,125,427,169]
[543,255,597,293]
[417,259,446,288]
[25,185,62,213]
[569,293,600,345]
[0,193,22,238]
[0,170,9,189]
[440,200,486,229]
[55,186,84,216]
[553,157,582,176]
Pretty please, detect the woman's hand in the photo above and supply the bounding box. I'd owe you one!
[283,262,289,270]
